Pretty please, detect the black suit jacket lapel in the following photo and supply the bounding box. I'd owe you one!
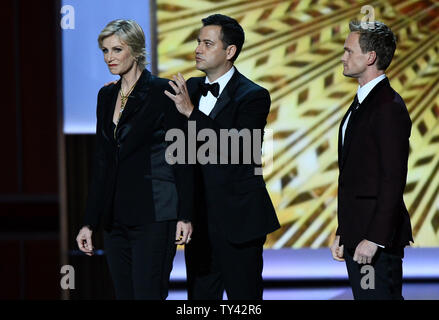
[100,70,152,144]
[112,71,151,154]
[338,99,354,169]
[340,78,390,170]
[341,100,360,169]
[102,81,121,143]
[117,69,151,127]
[209,70,240,119]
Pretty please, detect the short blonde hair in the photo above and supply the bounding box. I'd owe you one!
[98,19,147,70]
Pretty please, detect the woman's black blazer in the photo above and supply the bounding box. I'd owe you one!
[83,69,193,230]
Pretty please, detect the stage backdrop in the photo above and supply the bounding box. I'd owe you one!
[156,0,439,248]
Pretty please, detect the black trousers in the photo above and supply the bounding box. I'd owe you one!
[344,246,404,300]
[185,219,265,300]
[103,220,177,300]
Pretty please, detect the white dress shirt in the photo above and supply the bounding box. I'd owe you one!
[198,66,235,116]
[342,74,387,145]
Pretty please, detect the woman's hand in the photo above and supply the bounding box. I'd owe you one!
[76,226,94,256]
[175,220,193,245]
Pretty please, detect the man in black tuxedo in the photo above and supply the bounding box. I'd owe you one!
[330,20,413,300]
[165,14,280,300]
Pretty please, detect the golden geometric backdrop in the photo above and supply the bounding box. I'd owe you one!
[157,0,439,248]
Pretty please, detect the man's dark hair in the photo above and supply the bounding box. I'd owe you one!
[349,20,397,70]
[201,14,245,62]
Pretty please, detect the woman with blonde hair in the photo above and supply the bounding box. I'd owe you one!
[76,19,193,299]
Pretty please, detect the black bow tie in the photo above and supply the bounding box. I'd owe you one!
[200,82,220,98]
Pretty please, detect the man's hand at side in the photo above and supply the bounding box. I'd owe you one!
[353,239,378,264]
[330,235,345,262]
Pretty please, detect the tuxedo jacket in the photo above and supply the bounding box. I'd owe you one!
[84,69,193,230]
[336,78,413,249]
[186,69,280,244]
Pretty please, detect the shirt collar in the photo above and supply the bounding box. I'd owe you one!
[356,74,387,104]
[205,66,235,97]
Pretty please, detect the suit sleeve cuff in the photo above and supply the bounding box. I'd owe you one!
[368,240,385,248]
